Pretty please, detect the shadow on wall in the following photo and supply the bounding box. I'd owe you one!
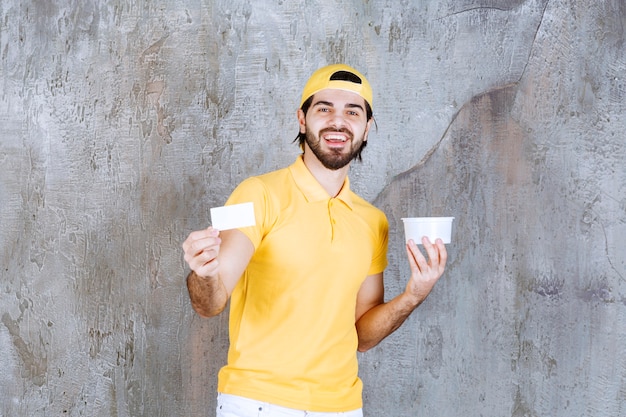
[377,84,538,278]
[367,72,626,413]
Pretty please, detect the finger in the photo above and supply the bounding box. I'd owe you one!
[187,234,222,257]
[207,226,220,237]
[199,241,221,261]
[183,229,207,252]
[407,239,428,272]
[435,239,448,271]
[405,241,419,271]
[195,257,220,278]
[196,245,219,261]
[186,246,220,272]
[421,236,440,265]
[189,227,220,242]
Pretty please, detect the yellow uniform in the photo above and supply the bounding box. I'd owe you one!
[218,156,388,412]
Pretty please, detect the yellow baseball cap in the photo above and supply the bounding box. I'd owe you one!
[299,64,373,111]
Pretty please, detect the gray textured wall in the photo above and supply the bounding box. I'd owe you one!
[1,0,624,416]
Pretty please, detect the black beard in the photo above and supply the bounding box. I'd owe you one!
[305,127,364,170]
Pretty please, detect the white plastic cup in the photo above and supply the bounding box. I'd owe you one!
[401,217,455,244]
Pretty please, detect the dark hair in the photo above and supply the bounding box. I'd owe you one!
[294,95,374,161]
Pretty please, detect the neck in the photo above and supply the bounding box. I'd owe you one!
[302,151,349,197]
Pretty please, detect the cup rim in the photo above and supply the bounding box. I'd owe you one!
[401,217,454,222]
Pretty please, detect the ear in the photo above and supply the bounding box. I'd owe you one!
[297,109,306,134]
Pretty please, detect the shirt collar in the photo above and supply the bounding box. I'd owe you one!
[289,155,354,209]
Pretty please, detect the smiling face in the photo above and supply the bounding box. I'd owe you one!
[298,89,373,171]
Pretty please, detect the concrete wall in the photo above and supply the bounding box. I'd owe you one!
[1,0,624,416]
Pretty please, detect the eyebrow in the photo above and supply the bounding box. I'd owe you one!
[312,100,365,112]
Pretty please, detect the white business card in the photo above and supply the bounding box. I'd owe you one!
[210,202,256,231]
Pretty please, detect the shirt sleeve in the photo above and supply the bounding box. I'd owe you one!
[368,212,389,275]
[224,176,272,250]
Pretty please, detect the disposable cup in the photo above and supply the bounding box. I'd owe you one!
[401,217,455,244]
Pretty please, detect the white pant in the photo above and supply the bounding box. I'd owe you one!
[216,393,364,417]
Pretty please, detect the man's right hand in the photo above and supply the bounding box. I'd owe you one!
[182,227,222,280]
[183,226,255,317]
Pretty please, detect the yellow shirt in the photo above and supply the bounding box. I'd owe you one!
[217,156,388,412]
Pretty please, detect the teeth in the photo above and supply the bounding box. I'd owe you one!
[325,134,346,141]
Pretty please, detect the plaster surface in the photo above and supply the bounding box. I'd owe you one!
[1,1,624,416]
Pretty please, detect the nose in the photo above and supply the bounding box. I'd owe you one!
[329,112,348,129]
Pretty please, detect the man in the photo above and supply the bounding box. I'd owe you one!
[183,64,448,416]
